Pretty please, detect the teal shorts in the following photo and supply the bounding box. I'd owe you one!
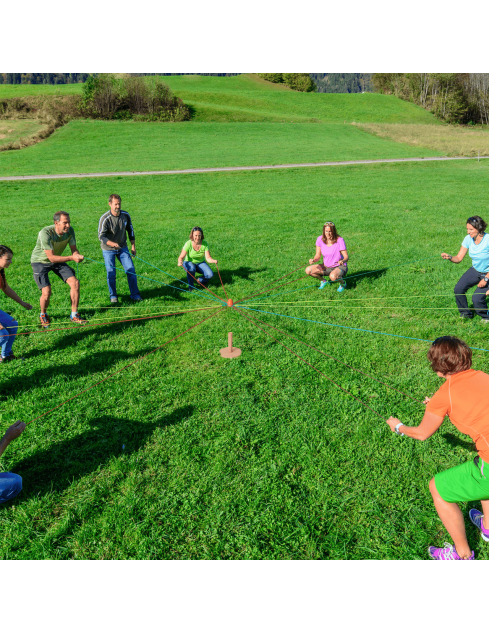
[435,457,489,503]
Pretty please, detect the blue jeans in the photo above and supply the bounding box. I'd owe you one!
[182,261,214,289]
[0,472,22,504]
[102,247,141,299]
[0,309,18,358]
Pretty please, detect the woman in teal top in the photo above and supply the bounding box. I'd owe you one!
[177,226,218,291]
[441,215,489,321]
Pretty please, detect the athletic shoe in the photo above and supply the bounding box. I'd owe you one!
[318,280,330,290]
[459,314,473,319]
[428,542,475,560]
[70,313,89,325]
[0,356,6,363]
[110,297,119,304]
[40,314,50,328]
[0,354,19,363]
[469,509,489,542]
[337,281,347,293]
[481,318,489,325]
[131,296,143,302]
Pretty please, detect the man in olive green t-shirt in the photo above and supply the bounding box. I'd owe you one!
[30,211,88,328]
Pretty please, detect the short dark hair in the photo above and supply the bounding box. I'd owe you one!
[427,336,472,375]
[53,211,70,223]
[467,215,487,234]
[189,226,205,240]
[109,194,121,203]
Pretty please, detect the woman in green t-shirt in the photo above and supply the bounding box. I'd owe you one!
[177,226,218,290]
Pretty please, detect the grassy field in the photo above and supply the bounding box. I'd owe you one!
[0,120,47,150]
[0,121,442,177]
[356,123,489,157]
[1,159,489,559]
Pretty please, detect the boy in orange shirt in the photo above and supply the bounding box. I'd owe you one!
[387,336,489,560]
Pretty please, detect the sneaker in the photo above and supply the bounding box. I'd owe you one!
[481,318,489,325]
[428,542,475,560]
[110,297,119,304]
[70,313,89,325]
[459,313,473,319]
[318,280,330,290]
[337,281,347,293]
[131,296,143,302]
[469,509,489,542]
[40,314,50,328]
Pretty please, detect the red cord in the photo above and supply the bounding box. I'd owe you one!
[235,307,383,418]
[237,262,307,303]
[237,274,308,305]
[184,266,225,302]
[25,307,224,424]
[215,262,229,300]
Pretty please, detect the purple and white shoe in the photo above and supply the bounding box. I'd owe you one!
[428,542,474,560]
[469,509,489,542]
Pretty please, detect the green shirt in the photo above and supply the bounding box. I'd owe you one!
[31,225,76,264]
[183,239,209,264]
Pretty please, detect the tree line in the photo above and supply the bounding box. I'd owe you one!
[310,74,372,93]
[372,73,489,125]
[1,73,90,85]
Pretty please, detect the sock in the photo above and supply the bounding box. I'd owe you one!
[71,311,77,318]
[40,312,46,316]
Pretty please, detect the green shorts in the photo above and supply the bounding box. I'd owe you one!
[435,457,489,503]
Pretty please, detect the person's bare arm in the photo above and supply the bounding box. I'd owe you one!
[0,421,26,461]
[205,249,217,265]
[309,246,322,265]
[338,249,349,265]
[386,410,445,440]
[44,245,84,264]
[2,284,32,309]
[441,246,468,264]
[177,248,188,267]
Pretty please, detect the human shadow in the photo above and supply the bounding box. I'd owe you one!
[13,406,194,499]
[441,432,477,453]
[344,268,388,290]
[0,340,172,402]
[215,266,268,288]
[16,310,187,362]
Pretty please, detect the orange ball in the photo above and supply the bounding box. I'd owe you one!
[227,299,234,307]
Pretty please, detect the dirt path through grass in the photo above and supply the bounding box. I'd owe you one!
[1,155,488,181]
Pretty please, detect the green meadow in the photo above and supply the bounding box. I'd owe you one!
[1,158,489,559]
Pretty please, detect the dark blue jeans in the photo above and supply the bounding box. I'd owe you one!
[0,472,22,504]
[102,247,141,299]
[183,261,214,289]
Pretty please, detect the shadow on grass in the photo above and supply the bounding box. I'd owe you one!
[15,311,189,363]
[345,268,388,289]
[441,432,477,453]
[0,329,178,400]
[13,406,194,499]
[216,266,268,287]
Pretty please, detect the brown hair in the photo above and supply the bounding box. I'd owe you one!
[109,194,121,203]
[322,222,339,244]
[53,211,70,223]
[0,245,13,284]
[189,226,205,240]
[467,215,487,235]
[427,336,472,375]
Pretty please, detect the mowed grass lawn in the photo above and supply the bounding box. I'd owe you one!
[0,74,441,177]
[1,159,489,559]
[0,121,442,177]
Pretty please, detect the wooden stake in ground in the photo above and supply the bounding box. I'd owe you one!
[220,332,241,358]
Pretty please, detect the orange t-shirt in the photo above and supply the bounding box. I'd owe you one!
[426,368,489,462]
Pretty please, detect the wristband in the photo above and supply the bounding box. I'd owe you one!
[395,422,405,436]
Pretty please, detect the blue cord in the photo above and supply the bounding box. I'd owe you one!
[239,306,489,353]
[84,257,222,304]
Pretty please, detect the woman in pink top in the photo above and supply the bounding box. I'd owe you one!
[305,222,349,292]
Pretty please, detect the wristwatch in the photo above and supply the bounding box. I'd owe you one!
[484,277,489,283]
[394,422,405,436]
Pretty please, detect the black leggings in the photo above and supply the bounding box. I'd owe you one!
[454,267,489,317]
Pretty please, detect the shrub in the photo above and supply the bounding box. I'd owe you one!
[257,73,316,92]
[82,74,191,121]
